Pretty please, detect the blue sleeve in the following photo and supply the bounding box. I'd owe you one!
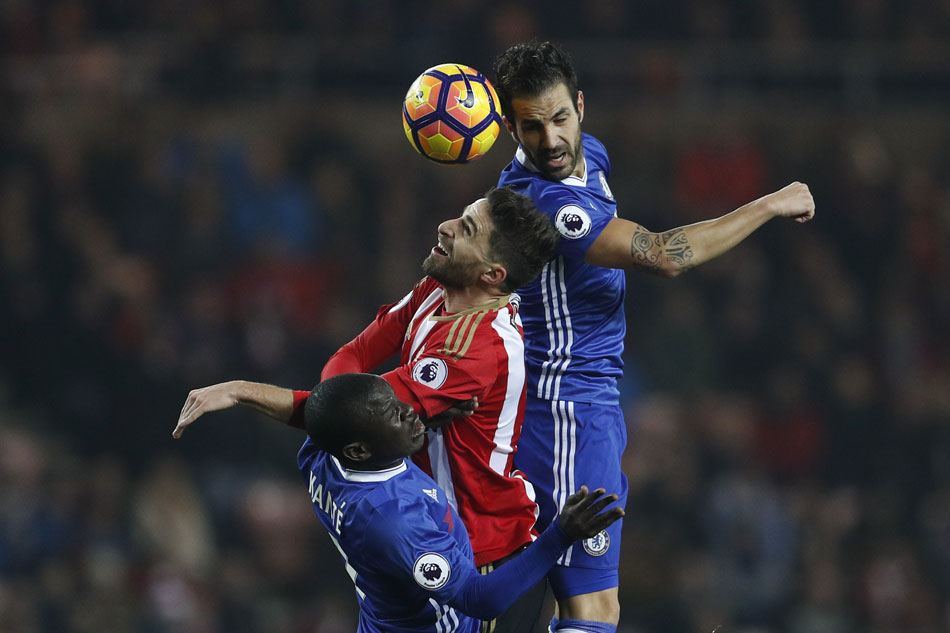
[364,504,572,620]
[448,521,572,619]
[362,503,481,602]
[538,189,613,260]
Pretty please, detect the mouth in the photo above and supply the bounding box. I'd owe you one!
[541,148,570,171]
[431,242,449,257]
[411,418,425,439]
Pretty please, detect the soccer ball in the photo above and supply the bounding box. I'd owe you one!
[402,64,503,164]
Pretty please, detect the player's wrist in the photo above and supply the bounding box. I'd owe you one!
[232,380,256,405]
[550,517,573,548]
[750,195,781,221]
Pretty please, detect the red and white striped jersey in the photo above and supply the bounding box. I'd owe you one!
[317,277,538,566]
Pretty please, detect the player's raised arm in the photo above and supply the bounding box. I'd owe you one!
[447,486,623,619]
[173,380,301,438]
[584,181,815,275]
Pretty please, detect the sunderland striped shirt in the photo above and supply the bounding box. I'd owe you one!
[318,277,538,566]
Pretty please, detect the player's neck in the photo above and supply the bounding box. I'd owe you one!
[569,147,587,180]
[441,286,507,314]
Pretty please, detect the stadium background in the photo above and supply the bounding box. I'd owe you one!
[1,1,949,631]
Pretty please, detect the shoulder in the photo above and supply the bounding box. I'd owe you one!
[582,133,609,160]
[379,277,443,318]
[415,276,441,294]
[407,276,443,304]
[582,133,610,173]
[360,480,455,558]
[359,478,435,538]
[297,436,322,470]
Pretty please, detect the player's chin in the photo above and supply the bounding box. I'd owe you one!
[421,254,443,277]
[540,162,573,181]
[409,434,426,452]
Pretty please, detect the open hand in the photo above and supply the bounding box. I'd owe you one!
[173,381,240,438]
[424,397,478,429]
[557,486,624,541]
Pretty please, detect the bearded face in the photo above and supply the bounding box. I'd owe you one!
[422,250,484,289]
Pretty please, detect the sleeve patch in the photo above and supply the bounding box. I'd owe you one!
[554,205,592,240]
[413,552,451,590]
[411,358,448,389]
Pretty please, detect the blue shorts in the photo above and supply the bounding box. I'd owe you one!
[514,397,628,599]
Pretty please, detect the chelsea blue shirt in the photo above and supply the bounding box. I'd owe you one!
[498,133,625,405]
[299,438,477,632]
[297,438,573,632]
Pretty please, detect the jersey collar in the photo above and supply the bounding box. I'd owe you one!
[429,293,512,321]
[515,145,589,187]
[331,456,408,482]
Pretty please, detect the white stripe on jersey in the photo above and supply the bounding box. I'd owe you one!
[538,260,557,398]
[387,288,415,314]
[427,428,458,511]
[512,469,540,529]
[555,400,568,564]
[327,532,366,600]
[564,401,577,566]
[488,308,525,475]
[543,259,566,400]
[552,258,575,400]
[537,257,574,401]
[408,288,445,361]
[427,598,460,633]
[553,400,577,566]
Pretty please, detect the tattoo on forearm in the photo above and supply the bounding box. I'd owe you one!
[630,228,695,274]
[630,230,663,274]
[660,229,695,269]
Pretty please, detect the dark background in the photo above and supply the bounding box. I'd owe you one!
[1,2,949,632]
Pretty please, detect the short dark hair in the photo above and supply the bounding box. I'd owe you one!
[304,374,378,457]
[492,40,579,124]
[485,186,558,292]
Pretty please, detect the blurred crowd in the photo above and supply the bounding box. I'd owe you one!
[2,0,950,53]
[2,2,950,632]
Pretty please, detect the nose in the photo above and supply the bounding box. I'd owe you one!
[437,218,457,237]
[539,123,558,149]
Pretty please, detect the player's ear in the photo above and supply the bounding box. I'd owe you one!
[503,115,519,142]
[481,264,507,288]
[341,441,371,463]
[576,91,584,124]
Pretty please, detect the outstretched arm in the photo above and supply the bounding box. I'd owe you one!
[173,380,301,438]
[450,486,624,619]
[585,181,815,276]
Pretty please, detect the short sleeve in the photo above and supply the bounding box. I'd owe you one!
[538,191,613,259]
[362,504,478,604]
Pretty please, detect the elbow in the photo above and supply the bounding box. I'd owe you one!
[657,258,685,279]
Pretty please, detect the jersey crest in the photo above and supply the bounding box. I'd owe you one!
[554,205,592,240]
[582,529,610,556]
[412,357,448,389]
[413,552,451,589]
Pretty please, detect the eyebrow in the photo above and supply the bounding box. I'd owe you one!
[523,107,572,125]
[462,213,478,235]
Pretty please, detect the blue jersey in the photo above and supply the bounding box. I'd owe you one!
[298,438,479,633]
[498,133,625,405]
